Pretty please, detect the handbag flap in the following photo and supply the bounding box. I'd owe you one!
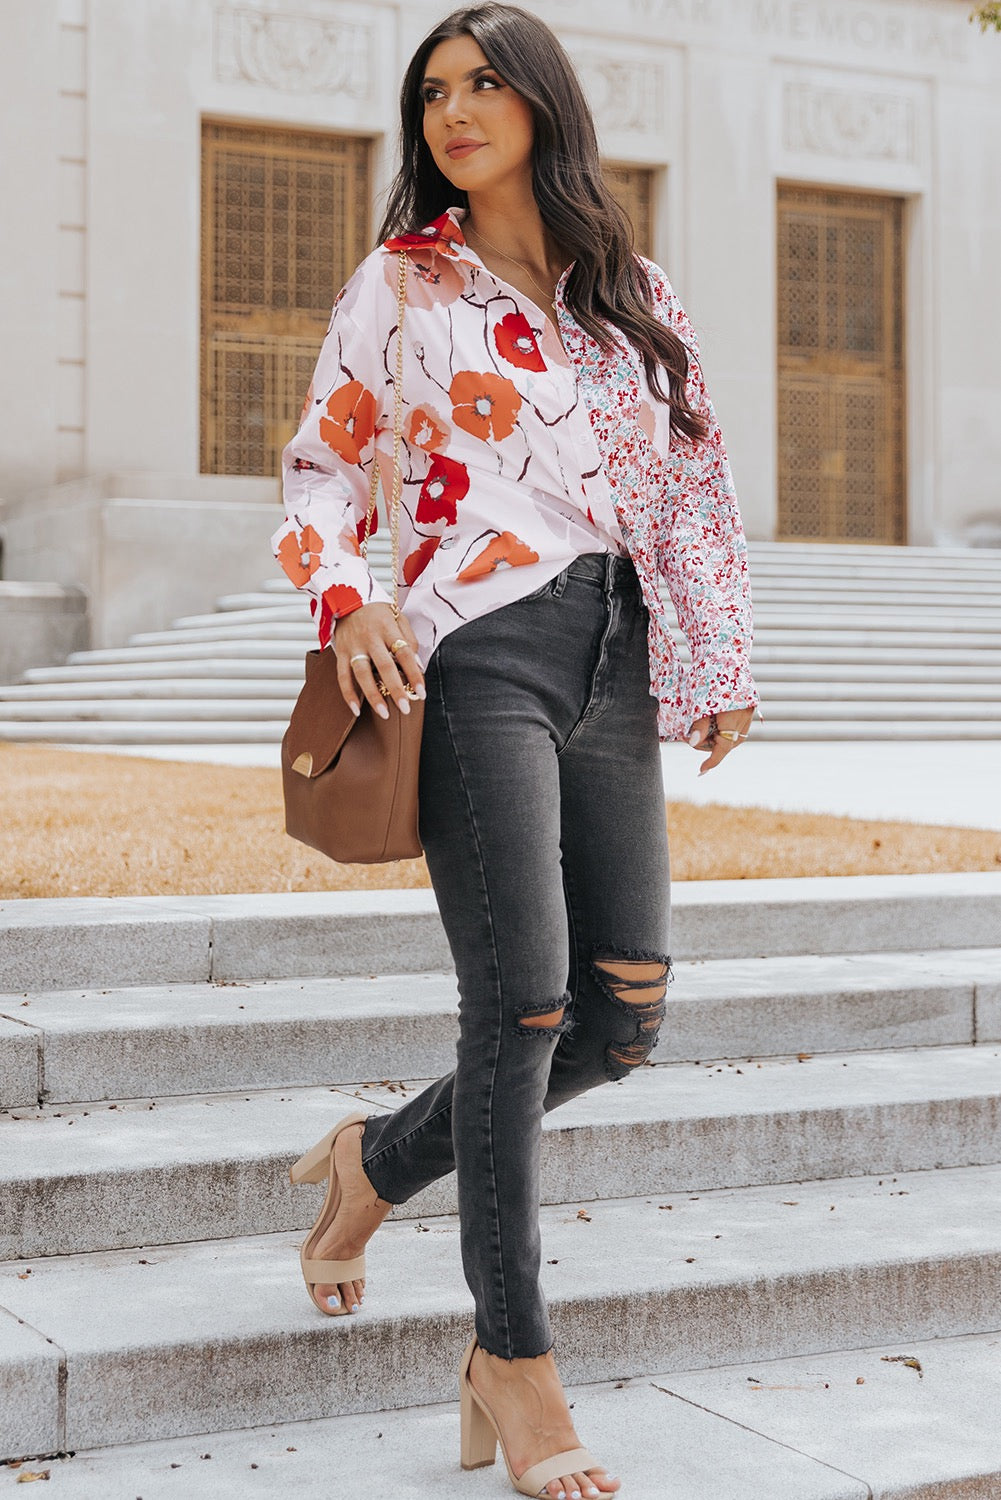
[283,650,357,779]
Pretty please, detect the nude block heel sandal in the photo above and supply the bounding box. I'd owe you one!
[459,1335,601,1497]
[289,1109,370,1316]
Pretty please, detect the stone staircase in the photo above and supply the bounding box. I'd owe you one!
[1,541,999,745]
[3,872,1001,1496]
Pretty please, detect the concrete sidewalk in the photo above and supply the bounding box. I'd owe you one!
[661,740,1001,831]
[66,740,1001,830]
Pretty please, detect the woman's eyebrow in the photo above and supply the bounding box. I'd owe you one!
[421,64,495,86]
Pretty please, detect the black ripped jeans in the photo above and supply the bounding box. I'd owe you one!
[359,552,672,1359]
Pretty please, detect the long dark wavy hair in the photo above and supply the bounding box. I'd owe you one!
[377,3,708,443]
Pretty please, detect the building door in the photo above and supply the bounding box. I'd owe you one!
[603,164,655,258]
[777,184,906,544]
[200,121,371,478]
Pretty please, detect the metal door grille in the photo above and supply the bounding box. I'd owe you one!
[200,120,371,476]
[777,184,906,544]
[604,164,655,258]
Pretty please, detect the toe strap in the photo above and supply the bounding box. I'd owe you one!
[301,1254,365,1281]
[519,1448,601,1497]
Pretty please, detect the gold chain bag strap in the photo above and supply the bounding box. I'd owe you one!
[281,251,424,863]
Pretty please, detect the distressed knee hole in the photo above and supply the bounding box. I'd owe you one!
[519,1006,565,1029]
[591,950,672,1073]
[515,991,571,1037]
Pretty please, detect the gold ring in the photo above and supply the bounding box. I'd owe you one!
[388,638,408,655]
[717,730,749,742]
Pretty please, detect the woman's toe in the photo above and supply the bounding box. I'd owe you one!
[317,1284,340,1311]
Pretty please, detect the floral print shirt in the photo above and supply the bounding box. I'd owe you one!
[272,206,758,741]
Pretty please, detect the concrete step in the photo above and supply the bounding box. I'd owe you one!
[754,607,1001,628]
[749,643,1001,664]
[2,877,999,990]
[0,720,287,743]
[3,719,998,743]
[172,604,312,629]
[2,691,998,722]
[749,559,1001,581]
[4,948,997,1108]
[63,640,312,664]
[747,661,1001,682]
[15,660,1001,691]
[7,1329,1000,1499]
[0,679,300,702]
[1,1162,1000,1452]
[745,540,1001,562]
[205,590,1001,621]
[727,719,1001,739]
[21,659,303,683]
[53,638,1000,669]
[728,679,1001,701]
[129,622,316,645]
[0,698,296,721]
[750,627,1001,647]
[3,1044,1001,1259]
[753,575,1001,594]
[116,620,1000,651]
[754,700,1001,720]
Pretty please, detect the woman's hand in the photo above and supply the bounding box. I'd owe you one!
[688,705,756,776]
[333,603,425,720]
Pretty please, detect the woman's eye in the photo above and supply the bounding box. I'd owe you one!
[422,75,502,104]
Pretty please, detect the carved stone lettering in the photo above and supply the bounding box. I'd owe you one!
[214,6,374,97]
[573,53,668,134]
[784,82,916,163]
[751,0,966,61]
[541,0,722,23]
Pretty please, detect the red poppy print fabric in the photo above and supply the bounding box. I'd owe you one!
[493,312,546,372]
[272,206,758,739]
[416,455,470,526]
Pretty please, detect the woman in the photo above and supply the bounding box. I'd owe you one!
[274,5,759,1496]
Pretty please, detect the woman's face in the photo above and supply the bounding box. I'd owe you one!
[421,34,535,196]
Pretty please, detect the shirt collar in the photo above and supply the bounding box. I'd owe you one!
[383,206,574,306]
[382,207,473,263]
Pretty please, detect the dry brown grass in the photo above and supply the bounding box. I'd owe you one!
[1,744,998,900]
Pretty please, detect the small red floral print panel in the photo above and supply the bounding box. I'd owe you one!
[457,531,540,583]
[416,455,470,527]
[272,207,758,740]
[494,312,546,372]
[449,371,522,443]
[317,582,364,650]
[403,535,442,586]
[320,381,376,466]
[276,524,324,589]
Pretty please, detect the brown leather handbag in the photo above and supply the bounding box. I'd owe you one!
[281,251,424,863]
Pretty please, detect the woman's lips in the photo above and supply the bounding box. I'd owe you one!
[446,141,485,159]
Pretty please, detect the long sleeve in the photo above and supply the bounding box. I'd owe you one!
[643,260,759,727]
[271,258,394,649]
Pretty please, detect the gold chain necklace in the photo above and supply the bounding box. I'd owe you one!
[466,223,560,309]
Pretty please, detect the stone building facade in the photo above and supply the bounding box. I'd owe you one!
[1,0,999,651]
